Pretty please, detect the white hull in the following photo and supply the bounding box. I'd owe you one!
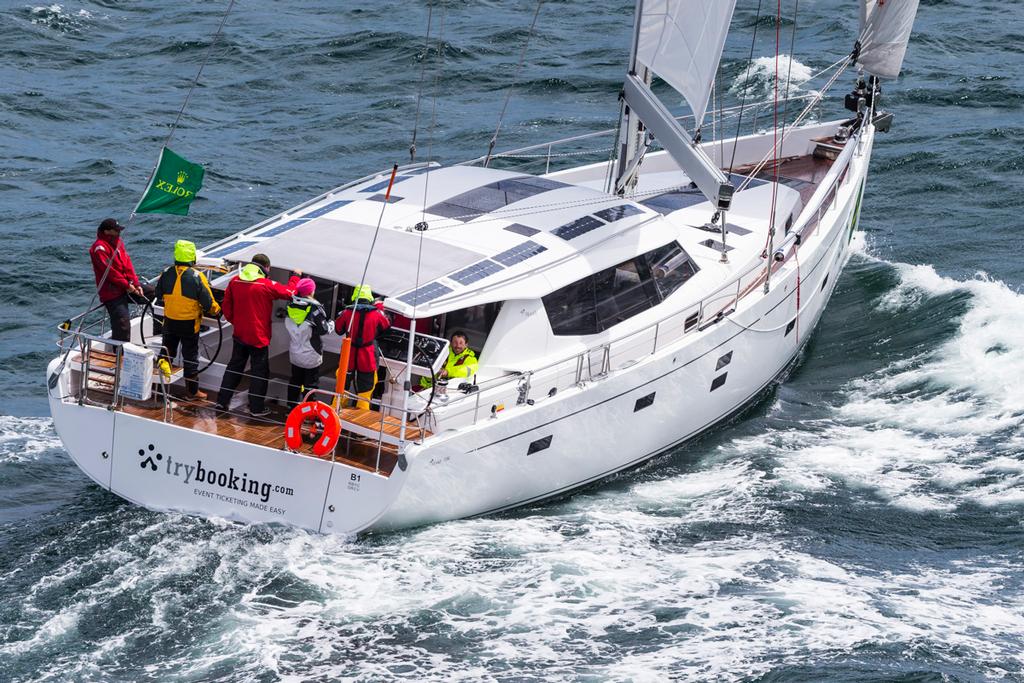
[49,124,874,534]
[378,131,871,530]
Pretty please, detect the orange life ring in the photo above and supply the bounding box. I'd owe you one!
[284,401,341,457]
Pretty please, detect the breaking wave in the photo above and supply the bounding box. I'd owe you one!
[730,54,816,100]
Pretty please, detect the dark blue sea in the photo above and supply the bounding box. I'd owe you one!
[2,1,1023,680]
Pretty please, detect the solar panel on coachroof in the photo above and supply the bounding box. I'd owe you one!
[450,259,505,286]
[204,241,260,259]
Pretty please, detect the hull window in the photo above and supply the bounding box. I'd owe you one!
[634,392,656,412]
[716,351,733,370]
[527,435,553,455]
[710,373,728,392]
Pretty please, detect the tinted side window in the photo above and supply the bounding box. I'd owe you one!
[645,242,699,300]
[442,302,503,352]
[542,275,598,335]
[544,242,698,336]
[594,259,658,329]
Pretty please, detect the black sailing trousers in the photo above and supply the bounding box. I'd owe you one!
[216,339,270,412]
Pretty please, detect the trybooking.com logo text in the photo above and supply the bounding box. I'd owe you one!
[160,455,293,503]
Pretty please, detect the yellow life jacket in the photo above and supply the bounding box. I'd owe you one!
[156,265,220,334]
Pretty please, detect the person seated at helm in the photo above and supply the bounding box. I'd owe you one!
[334,284,390,411]
[153,240,221,400]
[420,331,478,390]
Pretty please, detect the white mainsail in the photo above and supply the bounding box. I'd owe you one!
[858,0,920,79]
[633,0,738,128]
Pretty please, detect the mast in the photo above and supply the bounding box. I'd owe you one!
[613,0,738,214]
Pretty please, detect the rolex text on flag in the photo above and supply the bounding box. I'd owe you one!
[135,147,205,216]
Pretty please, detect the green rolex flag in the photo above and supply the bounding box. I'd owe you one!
[134,146,205,216]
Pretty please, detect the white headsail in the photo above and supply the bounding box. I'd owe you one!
[633,0,738,128]
[858,0,920,79]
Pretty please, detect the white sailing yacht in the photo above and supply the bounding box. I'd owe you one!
[47,1,919,534]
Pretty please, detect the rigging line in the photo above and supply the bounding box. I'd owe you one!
[131,0,237,224]
[779,0,800,160]
[51,0,238,386]
[163,0,237,150]
[734,55,851,193]
[412,0,447,322]
[728,0,764,176]
[350,164,399,337]
[762,0,782,288]
[483,0,545,168]
[409,0,435,163]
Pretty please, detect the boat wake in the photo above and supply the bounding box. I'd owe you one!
[2,252,1022,680]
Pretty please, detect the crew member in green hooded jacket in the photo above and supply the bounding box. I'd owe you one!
[153,240,221,400]
[215,254,300,417]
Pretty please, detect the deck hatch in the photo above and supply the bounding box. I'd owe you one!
[710,373,728,392]
[359,175,413,193]
[258,218,310,238]
[205,241,260,259]
[301,199,353,219]
[493,240,547,267]
[367,194,403,204]
[552,215,604,240]
[396,282,454,306]
[504,223,540,237]
[594,203,644,223]
[425,176,568,223]
[641,189,705,215]
[449,259,504,286]
[699,238,733,252]
[634,392,656,412]
[527,435,553,455]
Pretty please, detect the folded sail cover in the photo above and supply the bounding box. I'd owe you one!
[634,0,737,128]
[858,0,920,79]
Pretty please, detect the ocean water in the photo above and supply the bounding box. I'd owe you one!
[2,1,1023,681]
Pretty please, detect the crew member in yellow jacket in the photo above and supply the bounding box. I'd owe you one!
[421,331,478,389]
[154,240,221,400]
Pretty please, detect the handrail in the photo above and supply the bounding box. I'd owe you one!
[458,94,820,169]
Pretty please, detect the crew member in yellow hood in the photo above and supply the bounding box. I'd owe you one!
[153,240,221,400]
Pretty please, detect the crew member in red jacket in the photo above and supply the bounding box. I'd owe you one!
[215,253,300,417]
[335,284,391,410]
[89,218,152,342]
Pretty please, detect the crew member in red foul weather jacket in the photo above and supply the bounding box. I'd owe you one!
[335,284,390,410]
[89,217,152,342]
[215,253,300,417]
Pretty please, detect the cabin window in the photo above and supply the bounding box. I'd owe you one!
[645,242,699,300]
[542,276,599,336]
[442,302,503,352]
[543,241,699,336]
[594,259,658,328]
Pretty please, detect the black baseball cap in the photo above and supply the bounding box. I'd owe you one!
[99,217,126,232]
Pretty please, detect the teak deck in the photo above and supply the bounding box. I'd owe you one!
[118,400,404,476]
[74,364,426,476]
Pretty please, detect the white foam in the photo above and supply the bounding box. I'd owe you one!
[730,54,814,99]
[0,416,62,462]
